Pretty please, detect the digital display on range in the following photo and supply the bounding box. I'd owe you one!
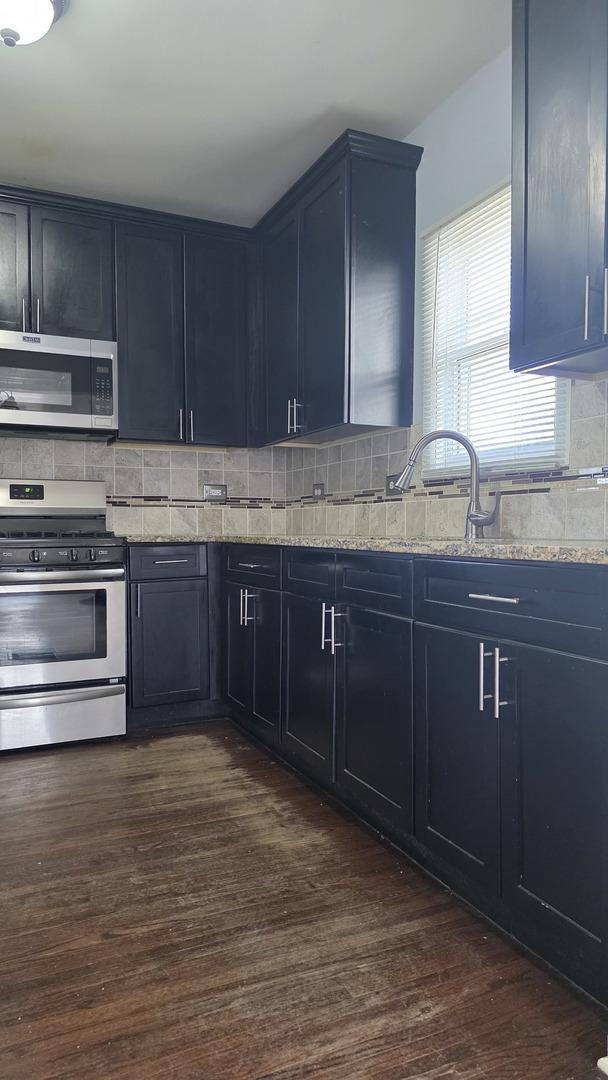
[9,484,44,501]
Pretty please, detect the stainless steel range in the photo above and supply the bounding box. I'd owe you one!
[0,479,126,751]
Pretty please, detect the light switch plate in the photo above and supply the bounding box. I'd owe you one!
[202,483,227,503]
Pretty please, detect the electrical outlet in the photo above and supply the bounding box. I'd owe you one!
[312,482,325,499]
[202,483,227,502]
[385,474,400,497]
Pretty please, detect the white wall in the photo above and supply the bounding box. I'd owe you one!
[406,48,512,419]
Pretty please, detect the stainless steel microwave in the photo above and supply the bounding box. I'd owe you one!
[0,331,117,436]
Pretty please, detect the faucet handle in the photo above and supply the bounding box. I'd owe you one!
[468,491,501,529]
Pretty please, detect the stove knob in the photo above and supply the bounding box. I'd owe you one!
[30,549,41,563]
[89,548,97,562]
[69,548,79,562]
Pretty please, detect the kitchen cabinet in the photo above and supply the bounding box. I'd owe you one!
[414,624,501,890]
[0,200,29,333]
[262,210,299,444]
[511,0,608,374]
[116,222,185,443]
[185,234,248,446]
[337,605,413,835]
[129,544,209,709]
[257,131,423,442]
[282,592,336,782]
[29,207,114,340]
[225,581,281,745]
[129,578,209,708]
[501,644,608,980]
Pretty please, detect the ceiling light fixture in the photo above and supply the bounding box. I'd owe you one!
[0,0,67,48]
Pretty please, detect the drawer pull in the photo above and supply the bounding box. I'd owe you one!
[468,592,520,605]
[153,558,190,565]
[478,641,493,712]
[238,562,264,570]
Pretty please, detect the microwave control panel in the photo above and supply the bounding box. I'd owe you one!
[93,362,114,416]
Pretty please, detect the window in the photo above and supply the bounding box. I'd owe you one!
[421,185,570,477]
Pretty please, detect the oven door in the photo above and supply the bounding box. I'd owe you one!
[0,568,126,690]
[0,331,114,431]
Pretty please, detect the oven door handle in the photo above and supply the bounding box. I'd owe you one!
[0,684,125,710]
[0,568,125,584]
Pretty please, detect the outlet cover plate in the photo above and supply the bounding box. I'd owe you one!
[202,483,227,503]
[312,482,325,499]
[385,474,401,497]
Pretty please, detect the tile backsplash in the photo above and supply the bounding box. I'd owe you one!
[1,378,607,543]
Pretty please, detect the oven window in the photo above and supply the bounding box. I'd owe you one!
[0,589,107,666]
[0,366,72,410]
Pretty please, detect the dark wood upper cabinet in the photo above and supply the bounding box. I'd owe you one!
[185,234,248,446]
[262,211,299,443]
[116,222,185,443]
[30,207,114,340]
[256,130,423,443]
[511,0,608,374]
[0,201,29,333]
[298,164,347,435]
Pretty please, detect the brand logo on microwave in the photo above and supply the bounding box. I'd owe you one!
[22,335,41,344]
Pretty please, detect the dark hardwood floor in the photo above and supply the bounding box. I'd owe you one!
[0,722,604,1079]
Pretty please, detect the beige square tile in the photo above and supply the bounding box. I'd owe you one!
[405,498,426,538]
[248,507,271,536]
[355,503,370,537]
[326,505,341,536]
[385,500,406,537]
[197,506,223,536]
[369,502,387,537]
[565,489,605,540]
[339,504,356,536]
[570,416,606,469]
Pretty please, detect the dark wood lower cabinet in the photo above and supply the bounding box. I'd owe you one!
[414,624,501,891]
[225,581,281,745]
[501,644,608,980]
[337,606,413,834]
[282,592,335,781]
[130,578,209,708]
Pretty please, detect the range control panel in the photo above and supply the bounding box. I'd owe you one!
[0,544,122,567]
[9,484,44,501]
[93,362,114,416]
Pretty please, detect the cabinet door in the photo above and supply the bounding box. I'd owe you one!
[414,624,500,890]
[511,0,608,368]
[501,645,608,975]
[116,222,185,442]
[282,592,335,782]
[251,587,281,743]
[298,164,347,433]
[130,578,209,708]
[30,207,114,340]
[263,211,299,442]
[0,201,29,332]
[224,581,252,714]
[337,607,413,835]
[185,235,247,446]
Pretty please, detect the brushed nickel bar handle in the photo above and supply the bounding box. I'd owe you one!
[153,558,189,565]
[239,587,244,627]
[604,268,608,336]
[478,642,493,712]
[179,408,184,440]
[584,274,590,341]
[493,647,510,720]
[189,410,194,442]
[36,297,40,333]
[330,607,345,655]
[136,583,141,618]
[321,601,327,650]
[469,593,520,605]
[287,398,293,434]
[22,298,26,332]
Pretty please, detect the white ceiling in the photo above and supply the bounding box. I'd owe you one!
[0,0,510,226]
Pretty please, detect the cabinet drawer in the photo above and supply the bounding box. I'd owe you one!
[224,544,281,587]
[336,553,412,616]
[414,558,608,658]
[283,548,335,599]
[129,544,207,581]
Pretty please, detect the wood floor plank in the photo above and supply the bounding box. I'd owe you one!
[0,723,604,1079]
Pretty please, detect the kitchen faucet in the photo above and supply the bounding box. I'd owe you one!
[393,429,501,539]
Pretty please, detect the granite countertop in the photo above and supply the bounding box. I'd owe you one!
[124,534,608,566]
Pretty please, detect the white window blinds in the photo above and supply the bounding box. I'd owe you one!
[421,185,570,477]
